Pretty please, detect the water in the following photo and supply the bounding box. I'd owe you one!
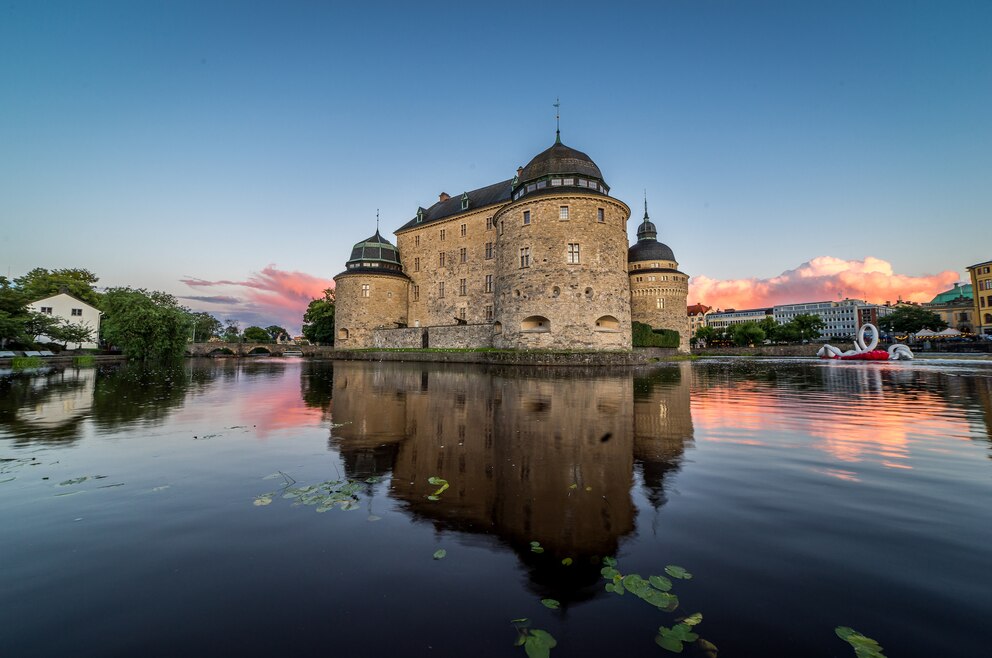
[1,358,990,657]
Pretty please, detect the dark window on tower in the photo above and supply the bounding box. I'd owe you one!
[485,274,493,293]
[597,208,605,222]
[439,252,446,267]
[485,242,493,259]
[459,278,467,296]
[520,247,530,268]
[523,210,531,225]
[460,247,467,263]
[460,223,466,237]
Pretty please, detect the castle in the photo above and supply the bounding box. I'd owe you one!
[334,132,689,352]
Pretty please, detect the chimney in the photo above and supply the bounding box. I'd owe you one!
[439,192,450,202]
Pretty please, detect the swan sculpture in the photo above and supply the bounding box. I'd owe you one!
[817,323,913,361]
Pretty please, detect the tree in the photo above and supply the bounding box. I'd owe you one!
[44,318,95,349]
[101,288,192,359]
[0,276,29,346]
[243,326,272,342]
[14,268,101,307]
[878,306,948,334]
[732,322,765,347]
[302,288,335,345]
[790,314,826,342]
[190,312,222,342]
[693,325,718,345]
[222,320,241,342]
[265,325,290,341]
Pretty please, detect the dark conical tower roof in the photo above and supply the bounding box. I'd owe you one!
[629,195,676,263]
[348,230,401,266]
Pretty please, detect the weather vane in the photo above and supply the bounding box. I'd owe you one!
[376,209,380,232]
[553,98,560,142]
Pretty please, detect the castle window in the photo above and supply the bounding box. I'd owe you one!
[520,316,550,333]
[493,320,502,333]
[413,285,420,301]
[461,193,469,210]
[597,208,604,222]
[485,242,493,259]
[459,278,467,296]
[567,243,580,264]
[563,178,573,185]
[523,210,530,225]
[439,252,446,267]
[415,235,420,246]
[438,282,445,298]
[499,220,504,235]
[551,178,562,186]
[559,206,569,220]
[460,247,467,263]
[361,284,370,298]
[486,217,493,230]
[636,276,643,282]
[485,274,493,293]
[414,257,420,272]
[648,276,656,282]
[440,228,446,241]
[594,315,620,332]
[657,298,665,309]
[536,180,546,189]
[459,307,466,319]
[460,223,467,237]
[416,209,424,223]
[485,305,494,321]
[338,328,349,340]
[519,247,530,268]
[527,184,536,192]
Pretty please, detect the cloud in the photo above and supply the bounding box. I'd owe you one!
[180,266,334,333]
[688,256,960,310]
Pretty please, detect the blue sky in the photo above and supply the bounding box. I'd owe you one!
[1,1,989,329]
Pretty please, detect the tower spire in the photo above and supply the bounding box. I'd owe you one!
[636,190,657,242]
[553,98,561,144]
[376,209,380,235]
[643,190,649,220]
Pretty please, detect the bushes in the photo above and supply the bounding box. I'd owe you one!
[632,322,680,348]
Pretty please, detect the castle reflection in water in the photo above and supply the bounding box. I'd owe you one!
[329,362,695,581]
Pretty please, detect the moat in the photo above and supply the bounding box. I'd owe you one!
[1,358,990,657]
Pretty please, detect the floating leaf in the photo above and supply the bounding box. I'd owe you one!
[510,618,530,625]
[253,495,272,506]
[681,612,702,627]
[433,549,447,560]
[367,514,382,522]
[568,483,578,490]
[530,541,545,554]
[523,629,557,658]
[427,475,450,499]
[540,598,560,609]
[600,567,619,579]
[427,495,439,501]
[665,565,692,579]
[602,556,617,567]
[427,476,447,486]
[560,557,572,566]
[835,627,886,657]
[655,633,684,653]
[649,575,673,591]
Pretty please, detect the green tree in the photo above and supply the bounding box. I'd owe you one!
[790,313,826,342]
[14,268,101,307]
[242,326,272,342]
[265,325,290,341]
[100,288,192,360]
[222,320,241,342]
[878,306,948,334]
[759,317,782,342]
[0,276,30,346]
[43,317,95,349]
[302,289,335,345]
[694,325,718,345]
[190,312,222,342]
[732,322,766,347]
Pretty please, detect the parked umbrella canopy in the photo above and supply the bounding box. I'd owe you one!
[915,329,939,337]
[936,328,962,336]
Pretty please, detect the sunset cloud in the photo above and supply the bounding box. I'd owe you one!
[688,256,960,311]
[180,266,334,333]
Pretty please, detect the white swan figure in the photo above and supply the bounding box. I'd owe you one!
[817,323,913,361]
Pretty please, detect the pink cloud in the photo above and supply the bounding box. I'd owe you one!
[180,266,334,333]
[688,256,959,310]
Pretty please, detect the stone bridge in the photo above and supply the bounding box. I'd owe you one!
[185,342,328,357]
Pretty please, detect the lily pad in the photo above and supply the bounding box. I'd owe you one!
[681,612,702,627]
[665,565,692,579]
[560,557,573,566]
[649,575,673,591]
[522,629,557,658]
[540,598,560,609]
[835,627,886,657]
[433,549,447,560]
[530,541,544,554]
[602,556,617,567]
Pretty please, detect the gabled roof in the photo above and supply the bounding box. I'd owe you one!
[395,179,513,232]
[28,291,101,312]
[687,304,712,316]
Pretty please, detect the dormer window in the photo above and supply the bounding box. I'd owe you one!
[461,192,469,210]
[416,208,424,223]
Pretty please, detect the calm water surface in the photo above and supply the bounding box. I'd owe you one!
[1,358,990,657]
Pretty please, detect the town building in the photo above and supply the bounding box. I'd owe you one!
[333,133,689,352]
[925,283,974,333]
[706,308,773,331]
[687,304,712,336]
[26,292,101,349]
[967,260,992,337]
[773,299,893,339]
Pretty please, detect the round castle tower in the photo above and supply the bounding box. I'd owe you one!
[333,230,409,348]
[627,200,690,352]
[492,135,632,350]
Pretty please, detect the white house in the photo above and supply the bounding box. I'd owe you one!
[26,293,102,350]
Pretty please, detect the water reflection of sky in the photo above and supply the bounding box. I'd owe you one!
[1,359,990,657]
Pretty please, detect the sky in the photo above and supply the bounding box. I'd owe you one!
[2,0,989,332]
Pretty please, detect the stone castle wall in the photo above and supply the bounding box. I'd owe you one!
[395,204,501,328]
[333,273,409,349]
[629,268,690,353]
[372,324,493,349]
[492,193,632,350]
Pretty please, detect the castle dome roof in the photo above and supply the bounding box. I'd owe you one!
[628,199,677,263]
[348,230,400,265]
[519,139,603,182]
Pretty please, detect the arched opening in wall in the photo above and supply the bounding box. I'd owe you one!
[594,315,621,332]
[247,346,271,355]
[208,347,235,356]
[520,316,551,333]
[338,328,349,340]
[493,321,503,334]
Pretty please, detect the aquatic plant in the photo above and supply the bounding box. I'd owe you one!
[253,472,379,513]
[511,618,557,658]
[529,541,544,554]
[835,626,886,657]
[540,599,560,609]
[12,356,42,369]
[427,475,449,501]
[433,549,447,560]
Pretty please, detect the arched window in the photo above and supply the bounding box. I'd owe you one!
[338,328,349,340]
[594,315,620,332]
[493,321,503,334]
[520,316,551,332]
